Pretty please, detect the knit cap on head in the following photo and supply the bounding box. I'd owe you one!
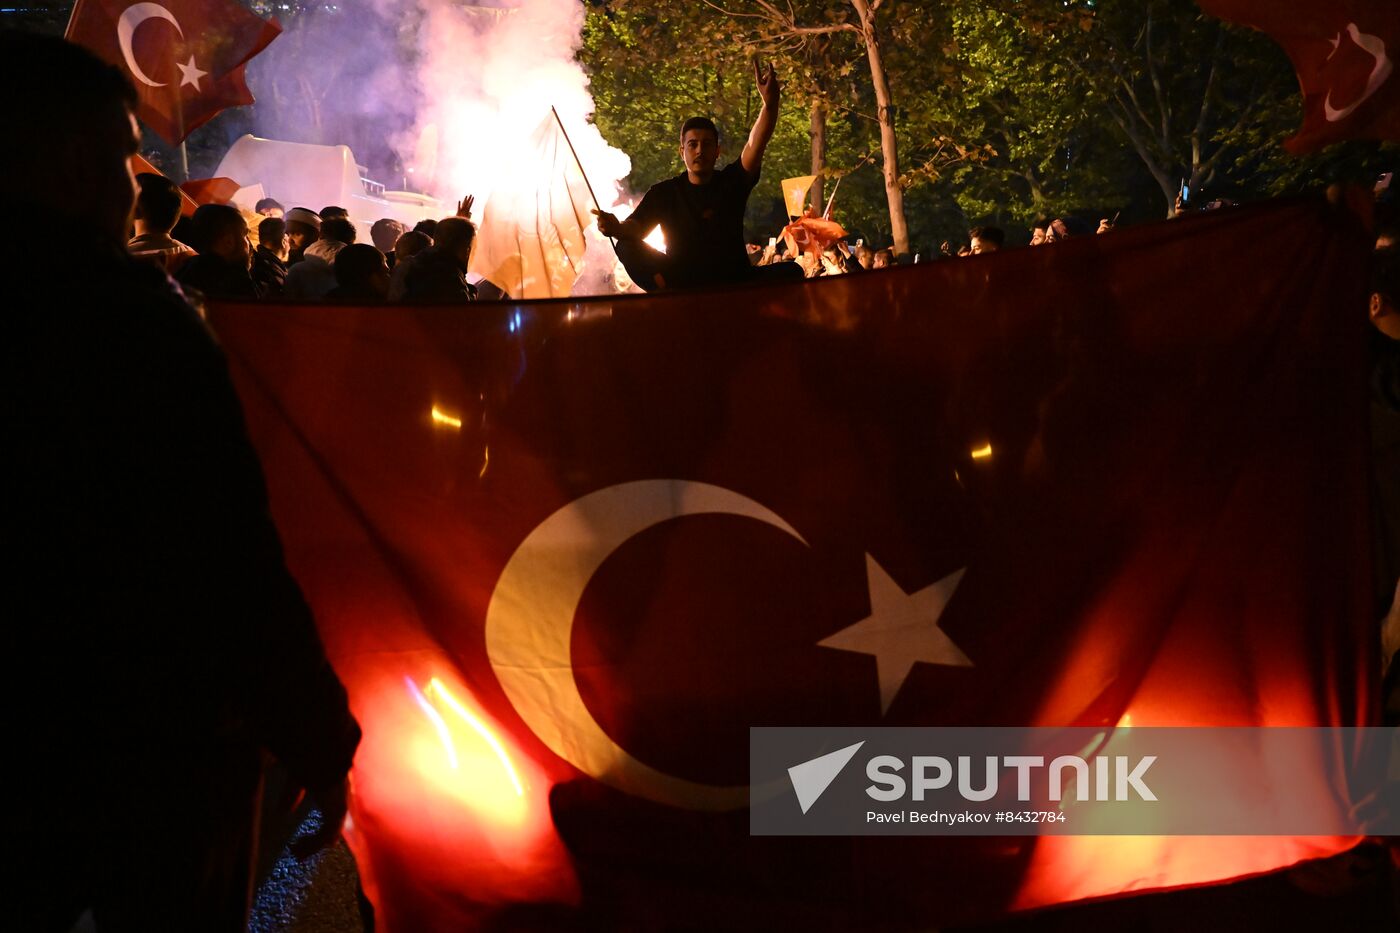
[286,207,322,229]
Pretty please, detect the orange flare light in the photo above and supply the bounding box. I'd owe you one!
[426,677,525,797]
[431,406,463,429]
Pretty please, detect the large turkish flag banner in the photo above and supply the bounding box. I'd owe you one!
[1199,0,1400,151]
[208,196,1376,930]
[66,0,279,145]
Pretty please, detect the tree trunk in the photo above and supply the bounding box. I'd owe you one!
[810,97,827,211]
[852,0,909,256]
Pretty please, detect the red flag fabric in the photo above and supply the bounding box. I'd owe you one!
[66,0,280,145]
[781,215,848,255]
[207,197,1376,930]
[131,153,201,216]
[1198,0,1400,151]
[180,176,242,206]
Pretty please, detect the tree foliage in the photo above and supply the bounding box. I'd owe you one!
[581,0,1395,249]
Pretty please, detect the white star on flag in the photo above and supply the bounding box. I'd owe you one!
[177,55,207,90]
[819,556,971,715]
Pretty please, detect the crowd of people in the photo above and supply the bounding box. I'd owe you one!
[125,174,483,304]
[3,25,1396,930]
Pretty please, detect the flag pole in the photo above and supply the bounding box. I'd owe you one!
[823,175,842,220]
[550,106,615,249]
[63,0,84,37]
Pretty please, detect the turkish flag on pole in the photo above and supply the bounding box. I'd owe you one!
[781,215,848,255]
[1198,0,1400,151]
[208,196,1375,930]
[180,175,242,206]
[65,0,280,145]
[469,112,594,299]
[131,153,201,215]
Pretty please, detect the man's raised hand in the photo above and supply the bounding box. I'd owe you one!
[456,194,475,219]
[754,55,779,107]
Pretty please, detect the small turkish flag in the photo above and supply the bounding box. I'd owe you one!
[781,215,848,255]
[131,153,200,215]
[66,0,280,145]
[180,175,242,206]
[1198,0,1400,151]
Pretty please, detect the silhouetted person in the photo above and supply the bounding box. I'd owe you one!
[284,206,321,264]
[2,33,359,932]
[413,217,439,240]
[252,215,289,298]
[286,216,355,300]
[371,217,405,269]
[326,243,390,301]
[593,57,800,291]
[128,172,194,274]
[177,203,259,300]
[402,216,478,301]
[387,229,432,300]
[969,226,1004,254]
[255,196,284,218]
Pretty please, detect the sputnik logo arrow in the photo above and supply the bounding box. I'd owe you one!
[787,741,865,814]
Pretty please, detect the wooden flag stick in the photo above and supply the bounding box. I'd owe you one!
[823,175,843,220]
[551,106,615,248]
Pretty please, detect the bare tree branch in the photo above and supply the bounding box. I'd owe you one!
[1191,27,1225,173]
[1144,9,1171,150]
[699,0,767,23]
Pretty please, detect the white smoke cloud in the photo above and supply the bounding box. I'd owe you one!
[393,0,629,212]
[249,0,630,211]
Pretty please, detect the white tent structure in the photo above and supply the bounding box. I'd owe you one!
[214,135,445,242]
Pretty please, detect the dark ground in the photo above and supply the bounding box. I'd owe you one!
[241,833,1396,933]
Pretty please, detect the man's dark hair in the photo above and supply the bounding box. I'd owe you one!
[0,32,136,153]
[258,216,286,247]
[320,206,349,220]
[680,117,720,143]
[413,218,439,239]
[371,217,404,252]
[134,173,184,232]
[334,244,386,288]
[1032,218,1049,232]
[255,197,284,214]
[969,226,1005,247]
[321,217,357,245]
[0,33,137,211]
[435,216,477,255]
[395,229,432,260]
[1374,247,1399,307]
[187,204,245,255]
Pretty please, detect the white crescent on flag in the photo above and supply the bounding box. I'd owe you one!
[1323,23,1393,122]
[484,479,808,811]
[116,2,184,88]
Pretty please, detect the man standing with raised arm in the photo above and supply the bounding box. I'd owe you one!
[595,57,803,291]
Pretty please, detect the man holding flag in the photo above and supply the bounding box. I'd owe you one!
[593,57,803,291]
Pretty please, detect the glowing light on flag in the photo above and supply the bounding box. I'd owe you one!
[406,677,459,769]
[427,677,526,798]
[430,406,462,429]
